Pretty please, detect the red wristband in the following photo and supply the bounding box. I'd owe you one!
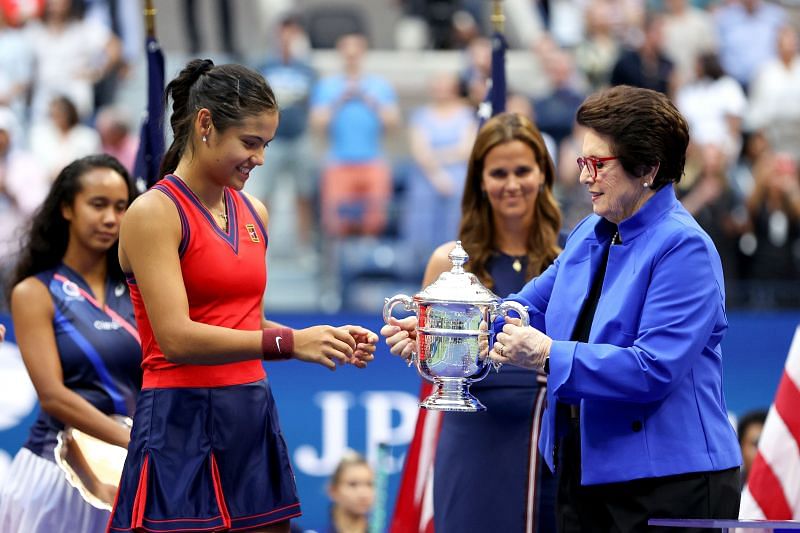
[261,327,294,360]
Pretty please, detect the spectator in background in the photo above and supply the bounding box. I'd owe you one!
[25,0,121,121]
[0,107,49,295]
[678,144,747,285]
[738,409,767,487]
[533,45,587,148]
[746,25,800,160]
[403,71,476,264]
[30,95,101,181]
[556,123,594,230]
[741,152,800,303]
[675,52,747,164]
[326,451,375,533]
[573,0,620,91]
[311,32,400,237]
[660,0,717,88]
[0,8,32,129]
[610,13,675,95]
[182,0,236,56]
[95,105,138,173]
[249,13,317,252]
[459,36,492,108]
[715,0,785,91]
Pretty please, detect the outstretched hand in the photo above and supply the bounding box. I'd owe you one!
[380,316,417,361]
[340,325,379,369]
[292,325,356,370]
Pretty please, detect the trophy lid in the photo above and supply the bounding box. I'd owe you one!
[416,241,501,304]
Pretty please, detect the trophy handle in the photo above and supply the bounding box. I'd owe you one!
[494,300,530,328]
[382,294,419,365]
[382,294,416,324]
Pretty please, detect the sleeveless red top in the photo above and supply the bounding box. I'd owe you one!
[129,175,268,388]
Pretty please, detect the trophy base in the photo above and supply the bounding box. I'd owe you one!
[420,378,486,412]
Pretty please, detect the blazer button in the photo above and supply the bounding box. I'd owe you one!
[631,420,643,432]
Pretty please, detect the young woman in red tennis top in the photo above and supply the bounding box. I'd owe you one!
[108,59,377,533]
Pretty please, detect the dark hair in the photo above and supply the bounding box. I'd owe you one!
[9,154,134,295]
[52,95,80,129]
[698,53,725,81]
[459,113,562,289]
[576,85,690,189]
[160,59,278,177]
[737,409,767,446]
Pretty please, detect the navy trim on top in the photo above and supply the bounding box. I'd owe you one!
[237,190,269,248]
[166,175,239,254]
[152,183,191,258]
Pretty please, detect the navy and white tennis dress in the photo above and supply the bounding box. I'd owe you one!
[433,253,557,533]
[0,264,142,533]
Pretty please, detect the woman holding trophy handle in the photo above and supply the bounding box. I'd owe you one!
[382,112,562,533]
[0,155,141,532]
[489,86,742,529]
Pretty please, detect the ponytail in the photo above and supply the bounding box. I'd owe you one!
[159,59,278,178]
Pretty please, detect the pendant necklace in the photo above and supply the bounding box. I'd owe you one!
[512,256,524,272]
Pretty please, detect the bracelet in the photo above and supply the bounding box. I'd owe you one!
[261,327,294,360]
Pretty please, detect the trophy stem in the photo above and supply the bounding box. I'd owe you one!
[420,378,486,412]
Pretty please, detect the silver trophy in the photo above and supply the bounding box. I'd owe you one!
[383,241,529,412]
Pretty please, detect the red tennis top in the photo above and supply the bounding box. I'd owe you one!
[128,175,268,389]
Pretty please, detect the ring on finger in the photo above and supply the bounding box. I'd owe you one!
[498,344,504,357]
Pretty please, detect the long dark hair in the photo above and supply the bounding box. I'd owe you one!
[459,113,562,289]
[159,59,278,177]
[9,154,134,295]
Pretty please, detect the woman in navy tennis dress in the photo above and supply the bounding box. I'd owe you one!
[0,155,141,533]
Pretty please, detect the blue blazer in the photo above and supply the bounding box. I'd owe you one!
[508,185,742,485]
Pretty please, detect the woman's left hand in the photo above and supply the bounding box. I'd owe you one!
[341,325,379,369]
[490,318,552,372]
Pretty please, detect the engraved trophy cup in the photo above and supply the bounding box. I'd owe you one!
[383,242,529,412]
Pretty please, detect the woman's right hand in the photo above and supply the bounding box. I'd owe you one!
[292,325,357,370]
[380,316,418,361]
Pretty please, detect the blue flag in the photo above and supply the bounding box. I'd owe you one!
[133,36,165,193]
[477,31,507,125]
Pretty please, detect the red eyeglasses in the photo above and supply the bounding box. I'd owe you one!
[577,156,618,178]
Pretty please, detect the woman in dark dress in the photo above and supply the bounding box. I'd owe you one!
[383,112,562,533]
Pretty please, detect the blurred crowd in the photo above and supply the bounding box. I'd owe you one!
[0,0,798,311]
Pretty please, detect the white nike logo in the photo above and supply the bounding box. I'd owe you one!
[275,336,282,353]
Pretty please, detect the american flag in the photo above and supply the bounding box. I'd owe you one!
[739,326,800,520]
[132,35,165,193]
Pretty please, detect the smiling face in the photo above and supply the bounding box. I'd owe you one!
[61,167,130,254]
[202,111,279,190]
[481,140,544,225]
[580,129,653,224]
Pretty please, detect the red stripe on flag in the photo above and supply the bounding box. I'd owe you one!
[390,382,438,533]
[748,453,793,519]
[774,370,800,448]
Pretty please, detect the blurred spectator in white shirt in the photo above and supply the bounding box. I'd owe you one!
[29,95,101,181]
[25,0,121,121]
[0,107,49,276]
[0,9,32,134]
[746,25,800,160]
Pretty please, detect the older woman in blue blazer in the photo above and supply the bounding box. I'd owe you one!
[489,85,742,531]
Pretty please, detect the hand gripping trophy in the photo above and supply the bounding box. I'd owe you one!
[383,242,528,412]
